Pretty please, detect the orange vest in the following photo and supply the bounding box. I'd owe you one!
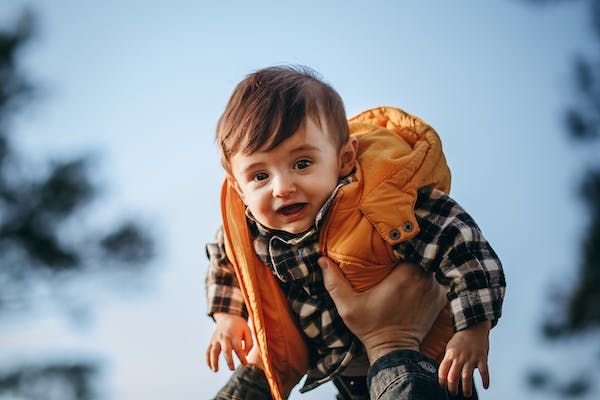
[220,107,454,400]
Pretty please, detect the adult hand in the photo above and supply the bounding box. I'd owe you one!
[318,256,447,364]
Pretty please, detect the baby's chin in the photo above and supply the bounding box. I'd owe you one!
[265,220,313,235]
[282,224,312,235]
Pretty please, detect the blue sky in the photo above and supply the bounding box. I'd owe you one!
[0,1,595,399]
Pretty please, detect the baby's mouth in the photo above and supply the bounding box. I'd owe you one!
[277,203,307,216]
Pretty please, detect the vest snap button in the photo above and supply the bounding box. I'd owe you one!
[402,221,413,232]
[389,229,401,240]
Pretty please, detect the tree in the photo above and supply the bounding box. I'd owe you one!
[524,0,600,397]
[0,11,155,400]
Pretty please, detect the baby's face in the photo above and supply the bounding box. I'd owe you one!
[229,118,345,234]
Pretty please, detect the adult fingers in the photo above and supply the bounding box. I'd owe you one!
[318,257,356,305]
[231,337,247,365]
[478,360,490,389]
[208,342,221,372]
[222,339,235,370]
[461,364,475,398]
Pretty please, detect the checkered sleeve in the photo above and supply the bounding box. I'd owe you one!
[205,227,248,319]
[396,188,506,332]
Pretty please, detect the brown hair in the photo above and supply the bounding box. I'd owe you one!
[216,65,349,172]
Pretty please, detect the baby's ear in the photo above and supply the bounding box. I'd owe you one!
[227,175,245,203]
[338,136,358,176]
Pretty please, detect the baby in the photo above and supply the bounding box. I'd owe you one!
[205,65,505,400]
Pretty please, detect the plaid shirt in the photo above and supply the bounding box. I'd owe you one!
[205,184,506,391]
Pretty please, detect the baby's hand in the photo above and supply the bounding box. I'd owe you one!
[206,313,253,372]
[438,320,491,398]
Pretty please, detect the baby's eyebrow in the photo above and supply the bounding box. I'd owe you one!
[241,162,266,175]
[290,144,321,154]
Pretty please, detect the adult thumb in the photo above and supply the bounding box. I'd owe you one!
[318,256,355,304]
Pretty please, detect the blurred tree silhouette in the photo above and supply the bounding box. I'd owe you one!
[0,10,155,399]
[524,0,600,397]
[0,363,98,400]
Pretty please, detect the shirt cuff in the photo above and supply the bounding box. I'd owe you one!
[449,286,505,332]
[206,283,248,319]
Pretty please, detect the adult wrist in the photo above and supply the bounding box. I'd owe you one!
[360,326,421,364]
[363,336,420,364]
[366,344,420,364]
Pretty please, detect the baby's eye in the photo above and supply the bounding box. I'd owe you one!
[295,159,312,170]
[253,172,269,182]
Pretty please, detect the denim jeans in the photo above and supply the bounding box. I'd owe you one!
[213,365,372,400]
[213,364,272,400]
[213,352,476,400]
[368,350,448,400]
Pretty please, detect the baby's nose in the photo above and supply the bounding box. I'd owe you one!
[273,175,295,197]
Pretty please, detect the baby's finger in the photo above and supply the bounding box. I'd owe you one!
[222,339,235,370]
[243,325,254,354]
[209,342,221,372]
[447,360,462,396]
[205,344,212,369]
[461,363,475,398]
[438,356,452,388]
[478,360,490,389]
[232,337,248,365]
